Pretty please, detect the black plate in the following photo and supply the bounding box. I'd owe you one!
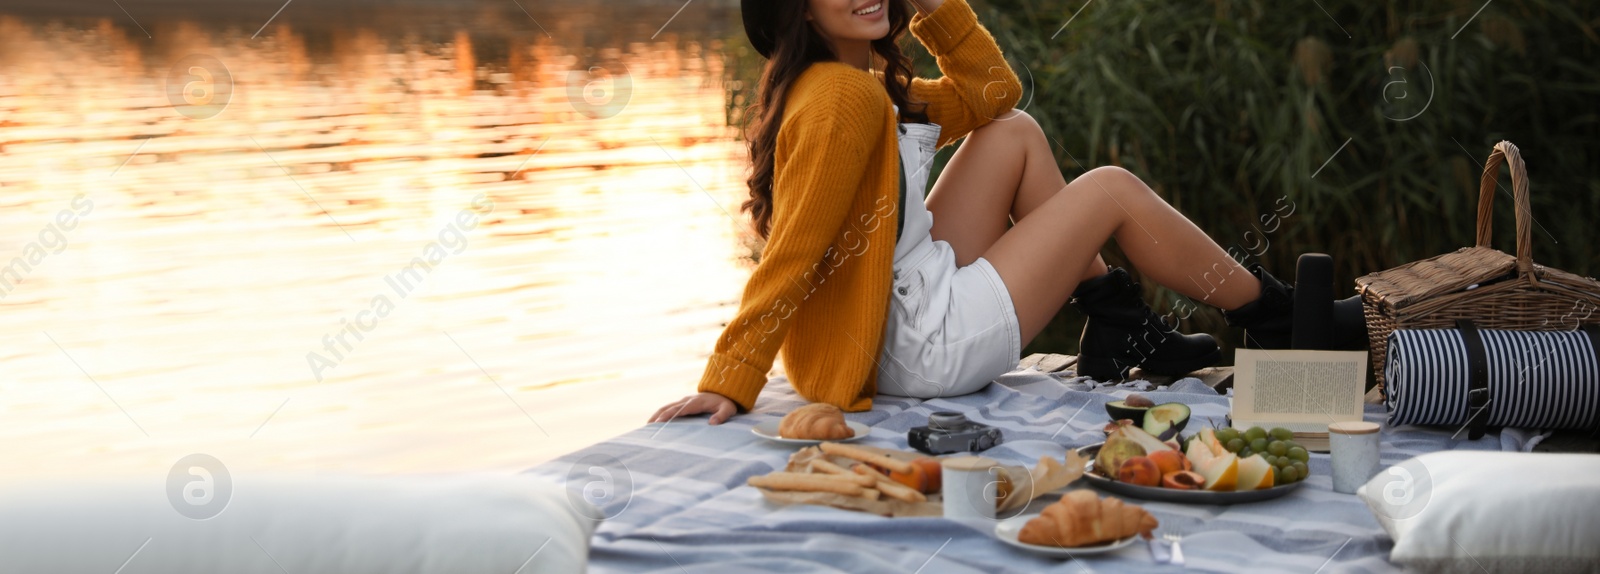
[1075,443,1305,504]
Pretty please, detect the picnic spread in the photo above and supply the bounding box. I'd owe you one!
[524,357,1556,573]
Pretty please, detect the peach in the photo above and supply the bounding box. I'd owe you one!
[1116,456,1162,487]
[1148,449,1191,475]
[1162,470,1205,490]
[914,458,943,493]
[889,457,943,494]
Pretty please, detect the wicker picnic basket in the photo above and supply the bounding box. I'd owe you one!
[1355,141,1600,394]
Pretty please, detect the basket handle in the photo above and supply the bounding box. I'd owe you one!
[1473,140,1534,278]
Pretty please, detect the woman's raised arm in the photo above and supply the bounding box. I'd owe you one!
[903,0,1023,148]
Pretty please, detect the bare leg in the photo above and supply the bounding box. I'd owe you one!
[924,110,1108,282]
[985,166,1262,344]
[926,110,1256,346]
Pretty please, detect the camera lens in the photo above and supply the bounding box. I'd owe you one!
[927,411,968,430]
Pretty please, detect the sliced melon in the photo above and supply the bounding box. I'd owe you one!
[1141,402,1192,440]
[1236,454,1275,490]
[1185,436,1217,468]
[1197,453,1239,491]
[1201,427,1225,456]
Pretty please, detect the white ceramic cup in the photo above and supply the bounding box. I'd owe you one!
[941,455,1000,520]
[1328,421,1381,494]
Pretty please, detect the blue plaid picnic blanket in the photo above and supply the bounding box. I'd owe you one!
[524,364,1542,573]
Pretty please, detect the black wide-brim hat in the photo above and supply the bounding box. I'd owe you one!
[741,0,781,59]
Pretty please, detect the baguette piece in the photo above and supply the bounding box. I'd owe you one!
[808,459,876,487]
[819,442,913,475]
[748,472,867,497]
[852,464,928,503]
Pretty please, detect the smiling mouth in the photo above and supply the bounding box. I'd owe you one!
[853,2,882,15]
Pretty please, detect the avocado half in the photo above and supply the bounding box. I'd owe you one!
[1104,400,1151,422]
[1142,402,1192,440]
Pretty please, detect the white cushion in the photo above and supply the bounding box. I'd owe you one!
[1358,451,1600,573]
[0,473,596,573]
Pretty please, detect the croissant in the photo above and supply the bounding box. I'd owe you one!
[778,404,853,440]
[1017,490,1158,547]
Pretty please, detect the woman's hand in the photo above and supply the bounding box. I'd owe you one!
[649,392,739,425]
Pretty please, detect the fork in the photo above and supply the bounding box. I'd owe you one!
[1162,533,1185,566]
[1146,537,1170,563]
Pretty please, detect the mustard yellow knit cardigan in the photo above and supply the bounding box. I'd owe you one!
[698,0,1022,412]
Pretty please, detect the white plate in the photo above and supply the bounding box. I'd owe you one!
[993,513,1141,558]
[750,420,870,444]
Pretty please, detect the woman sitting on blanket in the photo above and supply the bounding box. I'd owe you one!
[651,0,1308,425]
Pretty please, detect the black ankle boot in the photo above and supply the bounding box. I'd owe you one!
[1222,263,1295,349]
[1071,267,1221,380]
[1223,257,1369,350]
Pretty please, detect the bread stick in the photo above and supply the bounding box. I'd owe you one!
[852,464,928,503]
[808,459,876,487]
[748,472,867,497]
[807,457,851,475]
[819,442,914,475]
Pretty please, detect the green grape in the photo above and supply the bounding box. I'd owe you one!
[1249,438,1269,453]
[1269,427,1295,441]
[1274,456,1292,468]
[1239,447,1252,458]
[1288,446,1310,462]
[1244,427,1268,442]
[1215,428,1241,444]
[1225,438,1245,453]
[1291,461,1308,479]
[1267,440,1288,456]
[1280,466,1300,483]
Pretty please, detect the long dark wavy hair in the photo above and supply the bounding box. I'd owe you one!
[741,0,929,241]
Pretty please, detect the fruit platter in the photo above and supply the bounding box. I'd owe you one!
[1077,395,1312,504]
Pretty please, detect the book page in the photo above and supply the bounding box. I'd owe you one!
[1232,349,1367,434]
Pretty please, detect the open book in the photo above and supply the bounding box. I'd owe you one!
[1229,349,1368,451]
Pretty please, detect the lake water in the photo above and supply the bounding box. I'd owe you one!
[0,3,768,480]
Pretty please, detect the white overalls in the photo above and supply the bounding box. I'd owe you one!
[876,110,1023,398]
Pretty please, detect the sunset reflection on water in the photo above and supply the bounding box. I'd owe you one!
[0,9,762,479]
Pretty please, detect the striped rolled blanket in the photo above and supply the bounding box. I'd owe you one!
[1385,321,1600,437]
